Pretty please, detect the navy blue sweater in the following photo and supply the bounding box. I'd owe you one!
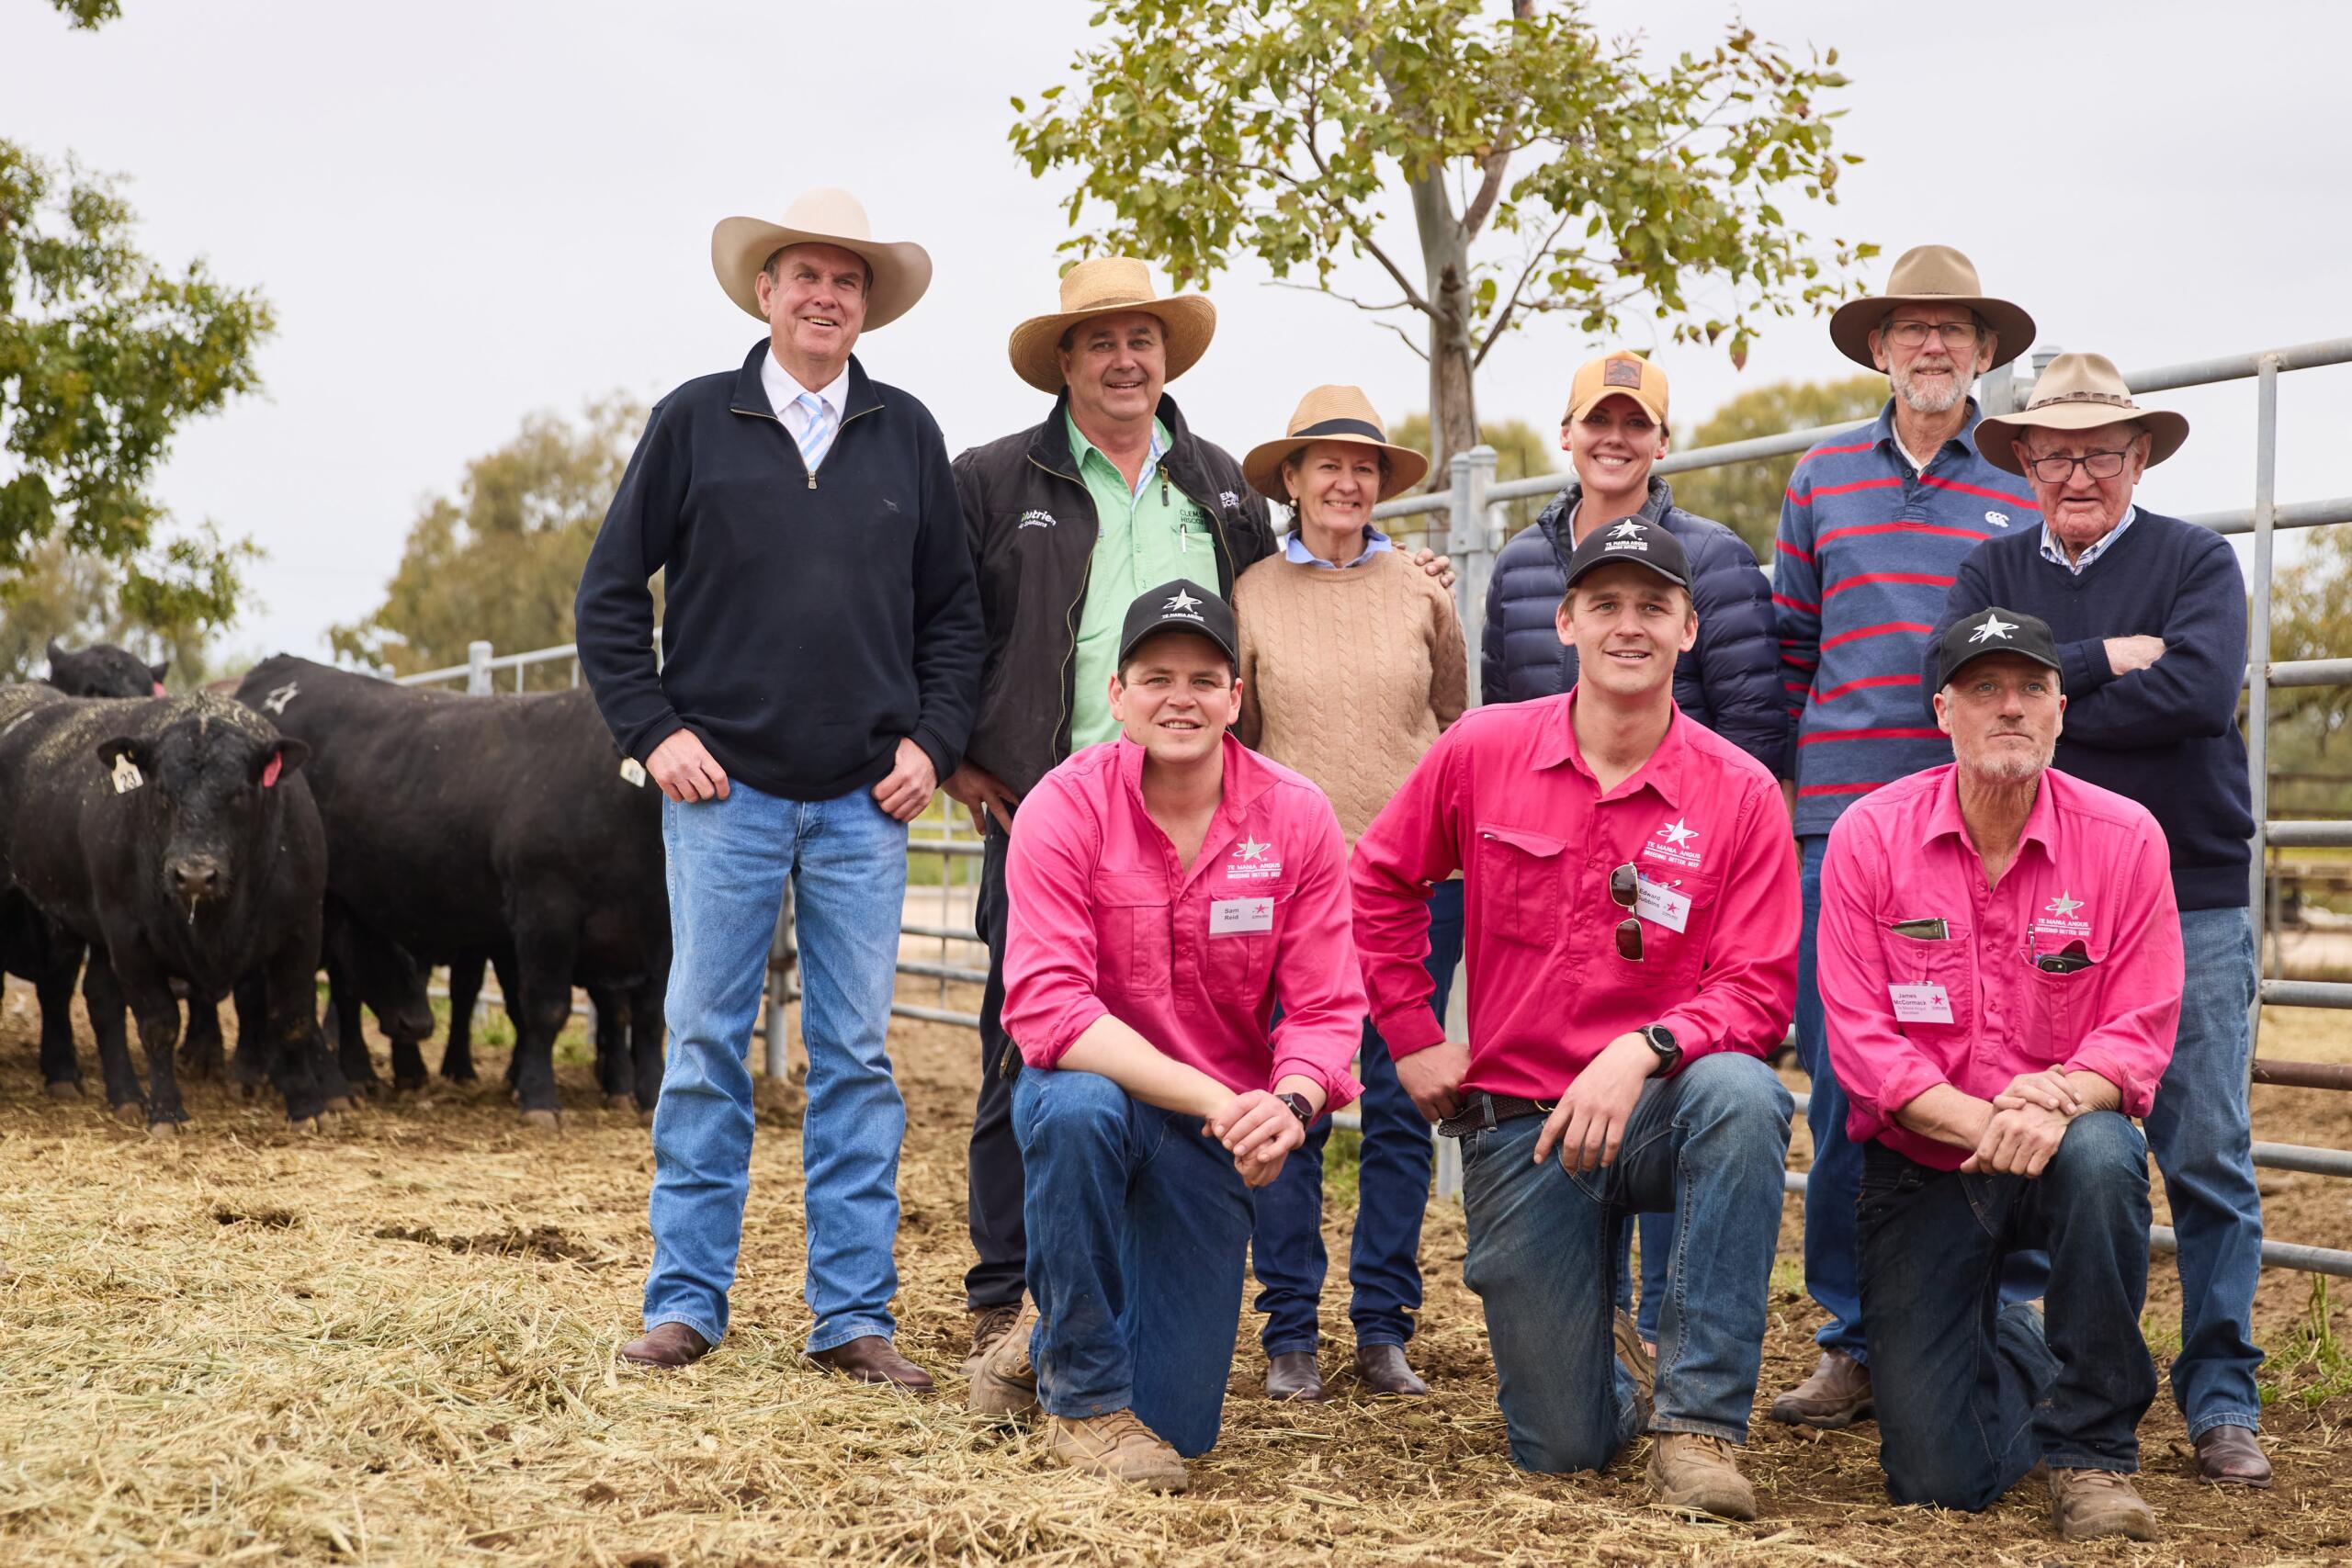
[576,344,983,801]
[1935,510,2252,910]
[1483,476,1786,774]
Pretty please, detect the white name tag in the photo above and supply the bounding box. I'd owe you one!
[1634,874,1690,934]
[1890,983,1953,1024]
[1209,897,1274,936]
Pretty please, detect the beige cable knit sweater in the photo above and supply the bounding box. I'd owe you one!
[1234,547,1468,847]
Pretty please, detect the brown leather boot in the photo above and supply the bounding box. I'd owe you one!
[2049,1467,2158,1541]
[963,1302,1022,1380]
[1351,1342,1428,1397]
[807,1335,934,1391]
[968,1294,1039,1416]
[1046,1409,1188,1491]
[1648,1433,1756,1521]
[1266,1350,1327,1402]
[1613,1310,1654,1429]
[618,1322,712,1368]
[1768,1348,1873,1428]
[2192,1424,2272,1486]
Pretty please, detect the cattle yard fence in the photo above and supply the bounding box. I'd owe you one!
[396,335,2352,1278]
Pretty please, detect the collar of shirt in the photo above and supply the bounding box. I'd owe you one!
[762,351,849,437]
[1282,525,1394,569]
[1918,761,2059,865]
[1067,412,1171,502]
[1534,687,1689,810]
[2039,505,2137,576]
[1871,394,1984,472]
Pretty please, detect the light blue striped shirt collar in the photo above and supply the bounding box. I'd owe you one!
[2040,505,2136,575]
[1283,525,1394,570]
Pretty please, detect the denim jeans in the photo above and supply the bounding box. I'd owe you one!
[1458,1053,1792,1472]
[1858,1113,2157,1509]
[1251,879,1464,1354]
[965,821,1027,1312]
[1015,1066,1257,1458]
[2148,905,2265,1436]
[643,781,910,1354]
[1611,1215,1672,1341]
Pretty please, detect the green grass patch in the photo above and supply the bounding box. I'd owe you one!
[1321,1127,1363,1208]
[2258,1275,2352,1410]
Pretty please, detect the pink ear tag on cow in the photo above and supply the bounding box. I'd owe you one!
[151,681,167,696]
[261,752,283,788]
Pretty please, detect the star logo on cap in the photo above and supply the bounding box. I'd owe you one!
[1607,519,1646,540]
[1969,614,2018,644]
[1235,837,1271,862]
[2045,891,2084,918]
[1163,588,1203,615]
[1657,818,1699,847]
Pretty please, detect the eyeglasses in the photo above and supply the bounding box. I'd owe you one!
[2020,449,2132,484]
[1881,320,1981,348]
[1609,863,1643,962]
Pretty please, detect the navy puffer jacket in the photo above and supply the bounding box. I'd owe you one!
[1481,475,1787,775]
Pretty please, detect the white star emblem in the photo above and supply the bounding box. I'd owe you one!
[1163,589,1202,615]
[2045,891,2084,918]
[1607,519,1646,540]
[1657,818,1698,847]
[1968,614,2018,644]
[263,682,299,714]
[1235,837,1271,862]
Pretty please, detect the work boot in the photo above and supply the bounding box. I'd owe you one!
[618,1321,712,1368]
[1046,1409,1188,1491]
[806,1336,934,1391]
[2192,1425,2272,1487]
[1768,1348,1873,1428]
[1266,1349,1327,1402]
[964,1302,1022,1380]
[1613,1309,1654,1430]
[1351,1342,1428,1397]
[967,1293,1040,1416]
[1648,1432,1757,1521]
[2049,1467,2159,1541]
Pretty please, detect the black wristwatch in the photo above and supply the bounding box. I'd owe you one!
[1276,1091,1316,1131]
[1639,1024,1682,1076]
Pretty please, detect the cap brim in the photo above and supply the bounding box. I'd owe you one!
[711,218,934,331]
[1827,295,2037,371]
[1006,296,1217,393]
[1241,432,1430,502]
[1973,405,2190,476]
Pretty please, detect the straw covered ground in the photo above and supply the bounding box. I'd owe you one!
[3,981,2349,1567]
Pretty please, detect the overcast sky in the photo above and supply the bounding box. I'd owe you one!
[6,0,2346,664]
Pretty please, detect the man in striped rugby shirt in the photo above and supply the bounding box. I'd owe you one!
[1767,245,2042,1428]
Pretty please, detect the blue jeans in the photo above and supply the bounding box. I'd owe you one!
[1015,1067,1257,1458]
[1458,1053,1792,1472]
[1611,1215,1671,1341]
[1859,1114,2157,1508]
[1251,879,1464,1354]
[2149,905,2265,1436]
[643,781,910,1354]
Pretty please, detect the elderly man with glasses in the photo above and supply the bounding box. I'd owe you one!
[1932,353,2268,1488]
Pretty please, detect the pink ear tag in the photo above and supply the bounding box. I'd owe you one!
[261,752,283,788]
[151,681,167,696]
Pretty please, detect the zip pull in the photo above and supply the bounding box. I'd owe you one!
[807,473,817,490]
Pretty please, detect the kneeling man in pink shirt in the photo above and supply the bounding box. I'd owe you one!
[967,580,1366,1492]
[1819,606,2182,1544]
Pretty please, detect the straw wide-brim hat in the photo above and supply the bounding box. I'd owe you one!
[1828,243,2036,370]
[1007,256,1217,393]
[710,187,933,331]
[1241,386,1430,502]
[1973,351,2190,476]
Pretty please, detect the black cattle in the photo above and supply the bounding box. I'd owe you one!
[46,638,167,700]
[233,656,668,1125]
[0,688,344,1125]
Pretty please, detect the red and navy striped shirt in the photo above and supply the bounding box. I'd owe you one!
[1773,399,2040,838]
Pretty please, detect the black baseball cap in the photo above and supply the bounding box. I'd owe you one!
[1118,579,1238,668]
[1934,606,2063,690]
[1561,516,1693,592]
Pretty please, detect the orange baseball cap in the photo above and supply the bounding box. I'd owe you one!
[1563,349,1668,426]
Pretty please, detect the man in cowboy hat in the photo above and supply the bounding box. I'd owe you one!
[1821,606,2181,1542]
[577,186,981,1385]
[1768,244,2043,1430]
[1935,353,2267,1487]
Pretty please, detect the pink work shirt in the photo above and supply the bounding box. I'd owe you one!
[1817,763,2183,1171]
[1351,692,1798,1102]
[1001,733,1365,1111]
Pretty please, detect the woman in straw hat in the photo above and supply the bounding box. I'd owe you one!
[1232,386,1466,1402]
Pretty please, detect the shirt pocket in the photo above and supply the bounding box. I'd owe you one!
[1092,872,1171,994]
[1476,826,1566,952]
[1877,920,1976,1042]
[2020,939,2109,1062]
[1604,868,1722,991]
[1204,890,1281,1007]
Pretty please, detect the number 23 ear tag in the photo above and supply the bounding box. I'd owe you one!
[110,754,143,793]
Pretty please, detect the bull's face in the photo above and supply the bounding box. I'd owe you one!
[96,719,309,914]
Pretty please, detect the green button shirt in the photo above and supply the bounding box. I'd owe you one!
[1067,412,1214,750]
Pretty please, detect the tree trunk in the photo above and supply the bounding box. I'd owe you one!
[1407,170,1478,485]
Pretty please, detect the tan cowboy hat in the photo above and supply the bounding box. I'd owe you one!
[1828,244,2036,370]
[1007,256,1217,393]
[1974,352,2190,476]
[1241,386,1430,502]
[710,187,933,331]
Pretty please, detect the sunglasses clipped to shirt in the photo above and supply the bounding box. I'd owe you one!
[1609,863,1645,961]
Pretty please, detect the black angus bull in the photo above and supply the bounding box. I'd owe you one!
[234,656,669,1125]
[0,643,172,1092]
[0,687,345,1125]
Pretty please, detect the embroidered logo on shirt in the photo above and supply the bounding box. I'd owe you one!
[1018,509,1057,529]
[1969,614,2018,644]
[2032,888,2091,942]
[1642,817,1704,870]
[1219,490,1240,512]
[1227,836,1282,883]
[1984,510,2012,528]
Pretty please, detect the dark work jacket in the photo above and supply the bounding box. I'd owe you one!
[1481,476,1788,775]
[951,391,1275,798]
[574,343,983,801]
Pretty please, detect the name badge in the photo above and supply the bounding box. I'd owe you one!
[1889,983,1953,1024]
[1634,874,1690,934]
[1209,897,1274,936]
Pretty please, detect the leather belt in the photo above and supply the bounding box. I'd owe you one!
[1437,1092,1557,1140]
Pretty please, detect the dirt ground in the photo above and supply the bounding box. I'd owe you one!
[2,982,2348,1567]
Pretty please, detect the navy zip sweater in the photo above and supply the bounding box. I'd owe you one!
[576,344,983,801]
[1934,509,2253,909]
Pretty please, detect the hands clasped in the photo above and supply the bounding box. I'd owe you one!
[1205,1089,1306,1187]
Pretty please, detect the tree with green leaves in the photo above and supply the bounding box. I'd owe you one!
[1667,373,1885,558]
[1010,0,1870,476]
[1385,411,1555,537]
[329,399,643,685]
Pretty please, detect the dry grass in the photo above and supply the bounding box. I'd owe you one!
[2,986,2349,1566]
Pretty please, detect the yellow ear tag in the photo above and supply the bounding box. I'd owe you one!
[619,758,649,788]
[111,755,144,794]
